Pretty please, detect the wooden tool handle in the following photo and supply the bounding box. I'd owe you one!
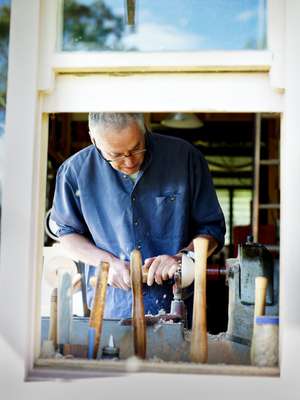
[48,288,57,346]
[130,249,146,359]
[142,269,149,284]
[254,276,268,318]
[89,262,110,359]
[190,237,209,363]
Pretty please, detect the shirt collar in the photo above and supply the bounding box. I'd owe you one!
[140,131,153,173]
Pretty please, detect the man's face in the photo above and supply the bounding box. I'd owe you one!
[92,122,146,175]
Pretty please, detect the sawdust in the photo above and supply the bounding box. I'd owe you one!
[181,330,250,365]
[64,354,74,359]
[125,356,142,372]
[159,319,174,324]
[208,332,227,342]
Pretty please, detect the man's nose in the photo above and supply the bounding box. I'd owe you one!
[123,154,135,166]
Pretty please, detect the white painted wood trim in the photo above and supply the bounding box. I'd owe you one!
[38,3,274,92]
[33,112,50,361]
[38,0,61,91]
[268,0,285,89]
[3,0,300,397]
[50,51,272,73]
[42,72,283,113]
[0,0,42,379]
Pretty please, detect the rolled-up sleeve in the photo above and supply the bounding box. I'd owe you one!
[50,164,88,237]
[190,149,226,251]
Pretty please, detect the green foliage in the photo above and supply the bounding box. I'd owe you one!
[0,4,10,112]
[63,0,125,51]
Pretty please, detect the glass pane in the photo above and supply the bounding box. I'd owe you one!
[233,189,252,227]
[216,189,230,245]
[62,0,267,52]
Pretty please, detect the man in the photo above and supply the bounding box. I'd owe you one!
[50,113,225,321]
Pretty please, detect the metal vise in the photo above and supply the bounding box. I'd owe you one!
[225,237,279,346]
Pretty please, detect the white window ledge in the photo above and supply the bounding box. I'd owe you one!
[52,51,272,73]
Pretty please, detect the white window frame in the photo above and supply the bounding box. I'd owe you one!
[3,0,300,396]
[39,0,285,92]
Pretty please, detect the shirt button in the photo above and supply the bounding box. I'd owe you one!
[170,196,176,201]
[134,221,139,226]
[123,175,127,179]
[132,196,136,201]
[137,245,142,250]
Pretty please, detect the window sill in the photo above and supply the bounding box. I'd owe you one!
[52,51,272,74]
[29,358,280,381]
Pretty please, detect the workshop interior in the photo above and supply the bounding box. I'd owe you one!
[40,112,280,369]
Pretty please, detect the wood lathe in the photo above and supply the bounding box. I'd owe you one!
[41,237,279,365]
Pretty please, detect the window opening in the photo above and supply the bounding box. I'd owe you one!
[39,112,280,375]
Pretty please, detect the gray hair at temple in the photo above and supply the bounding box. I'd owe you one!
[88,113,146,136]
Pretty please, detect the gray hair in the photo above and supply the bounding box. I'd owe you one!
[88,113,145,136]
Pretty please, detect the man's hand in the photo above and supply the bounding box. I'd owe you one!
[107,257,131,290]
[143,254,180,286]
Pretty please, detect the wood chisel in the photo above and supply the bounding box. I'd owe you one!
[130,249,146,359]
[88,261,110,359]
[190,236,209,363]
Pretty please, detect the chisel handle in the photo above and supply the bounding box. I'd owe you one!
[88,261,110,359]
[48,288,57,346]
[130,249,146,359]
[190,237,209,363]
[254,276,268,318]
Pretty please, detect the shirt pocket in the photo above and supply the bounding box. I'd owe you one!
[150,193,182,239]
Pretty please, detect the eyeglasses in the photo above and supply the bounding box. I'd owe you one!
[104,148,147,163]
[93,142,146,164]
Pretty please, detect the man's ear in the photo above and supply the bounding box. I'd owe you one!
[89,131,95,145]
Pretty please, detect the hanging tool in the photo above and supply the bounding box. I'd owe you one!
[88,261,110,359]
[130,249,146,359]
[190,236,209,363]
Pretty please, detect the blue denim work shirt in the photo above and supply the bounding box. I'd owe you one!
[50,132,225,319]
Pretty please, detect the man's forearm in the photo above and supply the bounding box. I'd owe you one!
[59,233,116,267]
